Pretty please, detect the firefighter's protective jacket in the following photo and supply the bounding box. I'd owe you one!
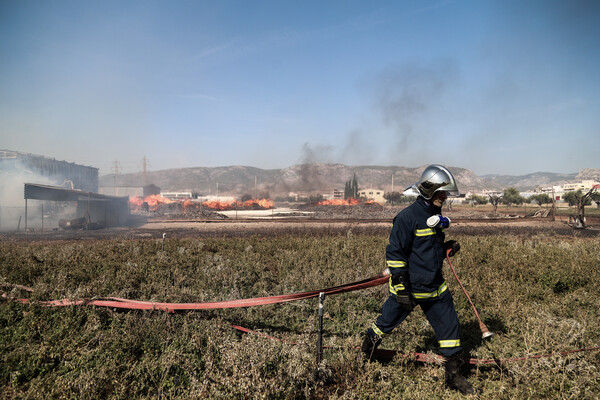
[386,196,448,299]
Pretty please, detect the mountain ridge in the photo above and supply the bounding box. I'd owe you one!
[99,165,599,197]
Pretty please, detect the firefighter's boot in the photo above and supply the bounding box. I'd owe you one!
[444,354,474,395]
[360,331,381,362]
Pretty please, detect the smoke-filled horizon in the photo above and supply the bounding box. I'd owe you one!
[1,1,599,177]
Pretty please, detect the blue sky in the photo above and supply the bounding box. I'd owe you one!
[1,0,599,176]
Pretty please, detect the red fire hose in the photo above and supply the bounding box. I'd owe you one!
[5,274,389,312]
[446,248,494,339]
[3,273,600,365]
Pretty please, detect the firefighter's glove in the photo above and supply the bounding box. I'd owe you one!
[396,291,417,311]
[392,273,417,311]
[444,240,461,257]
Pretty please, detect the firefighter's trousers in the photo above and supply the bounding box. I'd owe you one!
[368,289,462,357]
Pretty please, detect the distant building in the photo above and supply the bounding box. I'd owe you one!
[161,192,193,200]
[0,149,98,192]
[491,180,600,203]
[555,180,599,202]
[287,192,309,202]
[99,184,161,198]
[332,189,345,199]
[143,184,161,197]
[358,189,386,203]
[520,191,536,199]
[561,180,599,192]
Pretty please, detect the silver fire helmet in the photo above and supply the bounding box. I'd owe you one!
[414,164,459,200]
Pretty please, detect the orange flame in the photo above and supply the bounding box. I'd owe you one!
[130,194,173,211]
[317,198,360,206]
[242,198,275,209]
[202,199,275,211]
[131,196,275,212]
[182,199,202,211]
[202,200,236,211]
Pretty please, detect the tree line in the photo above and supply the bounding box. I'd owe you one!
[468,188,600,207]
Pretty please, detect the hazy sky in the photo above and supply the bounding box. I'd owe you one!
[1,0,599,176]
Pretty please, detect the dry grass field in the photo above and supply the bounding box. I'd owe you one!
[1,209,599,399]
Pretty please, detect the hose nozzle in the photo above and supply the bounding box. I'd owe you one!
[480,321,494,339]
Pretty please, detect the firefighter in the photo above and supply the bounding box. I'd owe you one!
[361,164,474,395]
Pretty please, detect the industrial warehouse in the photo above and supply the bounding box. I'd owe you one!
[0,149,129,231]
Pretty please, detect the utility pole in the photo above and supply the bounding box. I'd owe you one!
[551,189,556,221]
[141,156,150,186]
[112,159,121,196]
[391,174,394,206]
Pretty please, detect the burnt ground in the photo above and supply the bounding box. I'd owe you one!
[2,204,599,242]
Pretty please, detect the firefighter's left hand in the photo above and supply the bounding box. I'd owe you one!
[396,292,417,311]
[444,240,460,257]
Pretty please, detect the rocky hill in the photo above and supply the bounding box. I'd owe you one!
[99,164,596,198]
[576,168,600,181]
[481,168,600,190]
[481,172,577,191]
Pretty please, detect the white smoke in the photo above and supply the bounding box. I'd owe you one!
[0,159,74,232]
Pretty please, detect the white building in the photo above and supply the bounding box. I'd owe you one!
[358,189,386,203]
[562,180,599,192]
[161,192,193,200]
[533,181,598,202]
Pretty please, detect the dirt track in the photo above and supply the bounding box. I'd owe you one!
[3,203,599,241]
[3,214,599,242]
[137,216,600,238]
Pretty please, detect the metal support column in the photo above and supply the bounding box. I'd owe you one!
[316,292,325,364]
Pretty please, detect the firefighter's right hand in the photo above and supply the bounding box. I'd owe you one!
[444,240,460,257]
